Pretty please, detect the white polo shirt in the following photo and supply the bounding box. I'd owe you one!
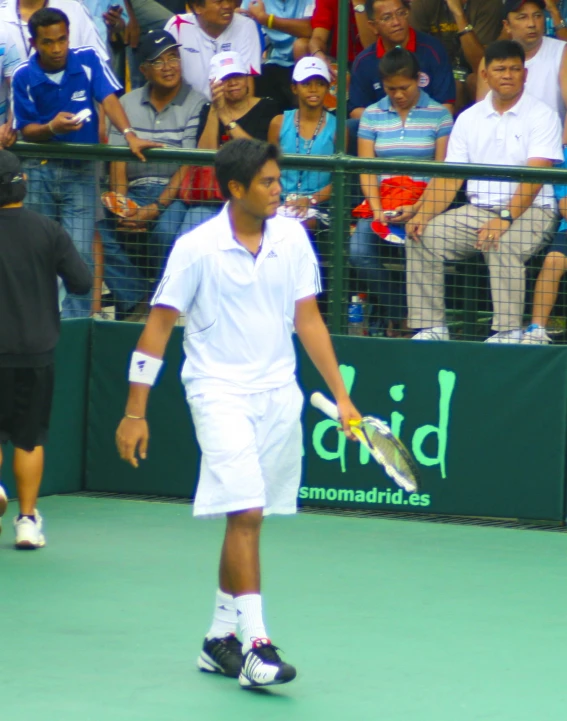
[446,90,563,208]
[164,12,262,100]
[0,0,109,62]
[152,204,321,395]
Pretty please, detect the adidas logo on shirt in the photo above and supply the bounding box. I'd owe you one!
[266,250,277,259]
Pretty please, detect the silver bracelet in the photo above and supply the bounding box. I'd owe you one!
[123,127,136,137]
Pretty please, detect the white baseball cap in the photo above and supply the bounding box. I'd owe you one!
[292,56,331,84]
[209,51,248,82]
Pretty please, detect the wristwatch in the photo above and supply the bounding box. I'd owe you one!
[226,120,238,131]
[457,24,474,37]
[123,127,136,137]
[555,19,567,30]
[308,195,318,206]
[353,3,365,12]
[499,209,513,224]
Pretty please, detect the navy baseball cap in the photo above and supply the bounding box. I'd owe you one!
[138,30,181,64]
[502,0,545,17]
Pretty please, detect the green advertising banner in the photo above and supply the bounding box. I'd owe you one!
[86,323,567,522]
[299,337,567,521]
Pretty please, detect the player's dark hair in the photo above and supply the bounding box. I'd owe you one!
[364,0,410,22]
[215,140,280,199]
[29,7,70,39]
[379,47,420,81]
[485,40,525,67]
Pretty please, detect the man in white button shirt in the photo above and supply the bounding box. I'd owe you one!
[406,39,563,343]
[0,0,109,62]
[115,139,360,688]
[164,0,262,100]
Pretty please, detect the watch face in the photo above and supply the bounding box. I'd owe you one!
[354,3,365,11]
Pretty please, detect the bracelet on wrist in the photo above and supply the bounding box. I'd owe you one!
[267,13,274,28]
[125,414,145,420]
[48,121,55,135]
[123,127,136,137]
[456,24,474,37]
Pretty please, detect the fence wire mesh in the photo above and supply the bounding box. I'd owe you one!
[13,143,567,343]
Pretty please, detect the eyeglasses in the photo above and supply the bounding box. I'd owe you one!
[376,8,409,24]
[149,55,181,70]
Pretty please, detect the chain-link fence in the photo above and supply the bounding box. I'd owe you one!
[13,141,567,343]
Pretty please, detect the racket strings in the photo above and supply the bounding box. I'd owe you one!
[361,421,417,486]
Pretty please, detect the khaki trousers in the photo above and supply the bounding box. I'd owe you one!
[406,204,556,332]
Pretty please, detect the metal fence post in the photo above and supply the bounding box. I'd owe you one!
[329,0,350,334]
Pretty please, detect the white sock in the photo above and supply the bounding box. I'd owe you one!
[235,594,268,653]
[205,589,238,640]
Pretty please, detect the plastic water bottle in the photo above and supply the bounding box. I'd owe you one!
[347,295,365,336]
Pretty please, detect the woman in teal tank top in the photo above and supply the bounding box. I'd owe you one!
[268,57,336,228]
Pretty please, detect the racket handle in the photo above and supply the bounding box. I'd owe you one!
[310,392,340,421]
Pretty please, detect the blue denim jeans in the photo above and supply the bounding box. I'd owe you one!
[25,160,96,318]
[99,182,187,311]
[349,218,407,322]
[180,203,222,234]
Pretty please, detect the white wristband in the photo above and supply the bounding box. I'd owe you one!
[129,351,163,386]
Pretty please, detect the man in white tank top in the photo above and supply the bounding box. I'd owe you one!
[476,0,567,124]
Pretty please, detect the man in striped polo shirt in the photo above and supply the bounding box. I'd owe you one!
[101,29,206,320]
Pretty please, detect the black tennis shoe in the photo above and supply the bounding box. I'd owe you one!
[238,638,297,688]
[197,634,243,678]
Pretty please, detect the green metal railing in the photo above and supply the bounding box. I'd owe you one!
[13,140,567,336]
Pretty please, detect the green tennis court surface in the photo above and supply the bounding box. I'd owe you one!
[2,495,567,721]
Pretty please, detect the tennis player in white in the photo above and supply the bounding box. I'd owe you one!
[116,138,360,689]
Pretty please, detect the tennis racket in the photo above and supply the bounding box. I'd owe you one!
[311,392,420,493]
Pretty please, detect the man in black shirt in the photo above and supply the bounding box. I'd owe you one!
[0,150,92,549]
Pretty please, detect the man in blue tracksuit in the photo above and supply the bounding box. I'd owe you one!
[11,6,159,318]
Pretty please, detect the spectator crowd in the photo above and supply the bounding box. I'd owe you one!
[1,0,567,343]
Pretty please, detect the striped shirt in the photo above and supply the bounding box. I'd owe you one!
[108,82,206,183]
[0,19,19,123]
[358,89,453,181]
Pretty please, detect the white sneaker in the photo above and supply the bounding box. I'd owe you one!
[0,485,7,537]
[238,639,296,688]
[485,329,523,344]
[14,509,46,549]
[411,326,450,341]
[521,324,551,345]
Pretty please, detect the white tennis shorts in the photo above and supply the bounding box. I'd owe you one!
[187,382,304,518]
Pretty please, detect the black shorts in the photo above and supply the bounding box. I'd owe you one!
[0,365,55,451]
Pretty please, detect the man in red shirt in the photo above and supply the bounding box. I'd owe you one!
[294,0,375,67]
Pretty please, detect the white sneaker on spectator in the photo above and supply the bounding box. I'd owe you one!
[521,324,551,345]
[0,485,7,536]
[484,329,523,344]
[14,509,46,549]
[411,326,450,341]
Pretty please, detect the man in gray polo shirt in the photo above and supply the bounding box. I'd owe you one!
[102,29,206,319]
